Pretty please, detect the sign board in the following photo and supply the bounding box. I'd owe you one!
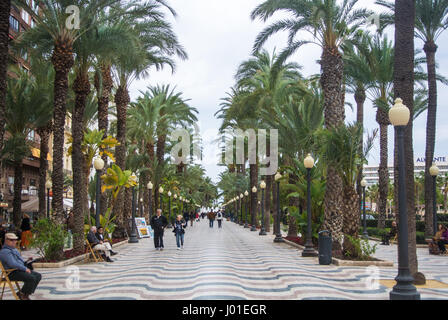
[135,217,153,238]
[0,203,8,208]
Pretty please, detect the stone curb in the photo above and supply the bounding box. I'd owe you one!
[332,257,394,267]
[34,240,128,269]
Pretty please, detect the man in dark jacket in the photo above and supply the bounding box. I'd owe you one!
[0,233,41,300]
[150,209,168,251]
[95,227,118,256]
[87,226,114,262]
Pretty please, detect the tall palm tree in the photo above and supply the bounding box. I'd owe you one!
[251,0,370,250]
[3,66,50,227]
[0,0,10,154]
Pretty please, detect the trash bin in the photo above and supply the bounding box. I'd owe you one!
[318,230,332,265]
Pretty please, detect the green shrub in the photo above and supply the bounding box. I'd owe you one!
[344,235,378,261]
[30,218,68,262]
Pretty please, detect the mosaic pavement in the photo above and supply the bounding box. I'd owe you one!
[3,219,448,300]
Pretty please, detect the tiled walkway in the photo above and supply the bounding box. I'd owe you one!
[4,219,448,300]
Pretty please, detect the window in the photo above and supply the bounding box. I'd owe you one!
[21,9,29,24]
[28,130,35,141]
[9,15,19,32]
[8,177,14,185]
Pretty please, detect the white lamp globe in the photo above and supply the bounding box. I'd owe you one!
[93,157,105,170]
[389,98,410,126]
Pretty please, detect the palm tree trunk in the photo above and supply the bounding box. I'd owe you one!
[321,46,345,254]
[342,185,360,257]
[113,84,130,238]
[37,125,51,219]
[12,161,23,227]
[72,71,90,251]
[95,63,113,216]
[394,0,419,280]
[424,41,438,237]
[250,163,258,227]
[51,41,74,225]
[378,121,389,229]
[0,0,10,154]
[355,87,366,203]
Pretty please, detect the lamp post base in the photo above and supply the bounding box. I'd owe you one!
[362,231,369,239]
[390,274,420,300]
[302,247,318,257]
[273,234,284,242]
[244,223,249,228]
[259,228,267,236]
[128,233,139,243]
[250,225,257,231]
[239,221,243,226]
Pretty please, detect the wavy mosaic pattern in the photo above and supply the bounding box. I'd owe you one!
[3,220,448,300]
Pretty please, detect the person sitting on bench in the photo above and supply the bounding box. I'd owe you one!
[95,227,117,256]
[437,225,448,254]
[87,226,114,262]
[382,221,398,245]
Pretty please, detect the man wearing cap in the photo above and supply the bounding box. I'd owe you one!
[0,233,41,300]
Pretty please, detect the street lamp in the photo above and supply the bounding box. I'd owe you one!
[251,186,257,231]
[128,174,139,243]
[45,180,52,219]
[167,191,172,228]
[244,190,249,228]
[259,181,267,235]
[361,178,368,239]
[239,193,244,225]
[389,98,420,300]
[430,164,440,236]
[147,181,153,219]
[159,186,164,211]
[302,154,317,257]
[93,157,104,227]
[274,172,284,243]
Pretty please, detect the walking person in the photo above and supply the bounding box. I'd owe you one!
[189,211,195,226]
[150,209,168,251]
[216,210,223,228]
[173,215,187,250]
[208,211,215,228]
[20,214,32,251]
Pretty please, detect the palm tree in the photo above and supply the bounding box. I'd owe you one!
[3,66,50,227]
[251,0,371,249]
[0,0,10,154]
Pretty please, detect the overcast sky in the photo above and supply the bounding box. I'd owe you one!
[129,0,448,183]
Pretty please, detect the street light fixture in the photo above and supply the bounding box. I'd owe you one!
[259,181,267,235]
[93,157,105,228]
[147,181,153,219]
[128,173,139,243]
[244,190,249,228]
[251,186,257,231]
[388,98,420,300]
[274,172,284,243]
[302,154,317,257]
[430,164,440,236]
[239,193,244,225]
[361,178,368,239]
[45,180,52,219]
[167,191,172,228]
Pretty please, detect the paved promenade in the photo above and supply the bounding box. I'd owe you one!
[4,219,448,300]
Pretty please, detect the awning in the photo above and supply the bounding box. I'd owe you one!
[7,196,39,213]
[30,147,52,161]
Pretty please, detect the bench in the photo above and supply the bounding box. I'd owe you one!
[0,261,21,300]
[85,240,104,263]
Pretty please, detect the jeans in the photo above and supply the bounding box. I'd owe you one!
[154,229,164,248]
[209,220,214,228]
[217,220,222,228]
[176,232,184,248]
[438,239,448,252]
[9,270,42,295]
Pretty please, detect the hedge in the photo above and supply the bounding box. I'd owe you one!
[362,227,426,244]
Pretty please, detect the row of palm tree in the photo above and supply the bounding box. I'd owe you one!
[0,0,218,260]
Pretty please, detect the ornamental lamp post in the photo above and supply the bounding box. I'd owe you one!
[274,172,284,243]
[128,174,139,243]
[251,186,257,231]
[45,180,52,219]
[388,98,420,300]
[302,154,317,256]
[239,193,244,225]
[147,181,153,219]
[430,164,440,236]
[159,186,164,211]
[167,191,172,228]
[361,178,368,239]
[259,181,267,235]
[174,194,178,218]
[93,157,105,228]
[244,190,249,228]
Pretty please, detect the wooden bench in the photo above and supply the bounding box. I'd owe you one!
[85,240,104,263]
[0,261,21,300]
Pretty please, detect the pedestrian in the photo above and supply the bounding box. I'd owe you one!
[195,212,199,222]
[150,209,168,251]
[0,233,41,300]
[208,211,216,228]
[189,211,195,226]
[173,215,187,250]
[216,210,223,228]
[20,214,32,251]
